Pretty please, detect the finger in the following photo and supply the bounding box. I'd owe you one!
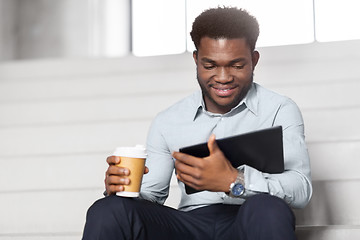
[175,160,203,183]
[144,166,149,174]
[106,175,131,185]
[105,174,129,195]
[172,151,198,167]
[176,172,201,190]
[207,134,220,155]
[105,173,131,195]
[175,160,197,176]
[106,184,125,195]
[172,151,187,162]
[107,156,121,165]
[106,165,130,176]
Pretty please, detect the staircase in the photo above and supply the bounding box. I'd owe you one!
[1,40,360,239]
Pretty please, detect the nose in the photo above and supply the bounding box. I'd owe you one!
[214,67,232,83]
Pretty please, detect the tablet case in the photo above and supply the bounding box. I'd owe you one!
[179,126,284,194]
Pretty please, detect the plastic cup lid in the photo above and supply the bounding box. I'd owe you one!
[113,144,147,158]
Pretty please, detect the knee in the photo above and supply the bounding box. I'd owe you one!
[85,196,134,231]
[83,196,134,239]
[240,194,295,226]
[235,194,296,239]
[87,196,115,216]
[86,195,129,222]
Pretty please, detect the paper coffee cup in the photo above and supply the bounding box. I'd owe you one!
[113,145,147,197]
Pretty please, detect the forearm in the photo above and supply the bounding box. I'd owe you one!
[225,165,312,208]
[266,170,312,208]
[140,154,174,204]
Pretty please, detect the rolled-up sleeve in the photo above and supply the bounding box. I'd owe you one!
[223,99,312,208]
[140,115,174,205]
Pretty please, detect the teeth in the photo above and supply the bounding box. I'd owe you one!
[212,86,233,93]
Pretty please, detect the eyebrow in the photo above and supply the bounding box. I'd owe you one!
[200,57,246,65]
[229,58,246,65]
[200,57,216,64]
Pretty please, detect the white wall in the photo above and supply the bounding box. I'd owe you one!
[0,40,360,239]
[0,0,131,61]
[0,0,17,61]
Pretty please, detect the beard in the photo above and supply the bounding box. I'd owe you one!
[196,72,254,113]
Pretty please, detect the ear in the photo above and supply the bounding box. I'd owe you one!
[252,50,260,70]
[193,50,198,65]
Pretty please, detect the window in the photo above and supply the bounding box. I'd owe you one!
[314,0,360,42]
[186,0,314,51]
[132,0,186,57]
[131,0,360,56]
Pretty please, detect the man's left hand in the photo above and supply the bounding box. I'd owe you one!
[173,134,238,192]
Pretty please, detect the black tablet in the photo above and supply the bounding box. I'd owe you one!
[179,126,284,194]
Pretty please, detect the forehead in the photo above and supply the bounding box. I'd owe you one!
[197,37,251,60]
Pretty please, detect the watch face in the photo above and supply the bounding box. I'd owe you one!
[231,183,245,196]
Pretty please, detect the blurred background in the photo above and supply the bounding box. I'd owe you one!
[0,0,360,239]
[2,0,360,60]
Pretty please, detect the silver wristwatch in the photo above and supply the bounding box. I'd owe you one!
[229,169,245,197]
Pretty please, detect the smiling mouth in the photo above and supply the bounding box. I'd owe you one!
[211,86,237,97]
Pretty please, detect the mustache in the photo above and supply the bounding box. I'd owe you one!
[196,72,255,84]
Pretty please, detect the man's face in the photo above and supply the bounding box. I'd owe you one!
[193,37,259,114]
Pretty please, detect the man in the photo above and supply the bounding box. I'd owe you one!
[83,7,312,240]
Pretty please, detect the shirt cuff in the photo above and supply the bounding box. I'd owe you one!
[222,165,270,204]
[243,165,269,193]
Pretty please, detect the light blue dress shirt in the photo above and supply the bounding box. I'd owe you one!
[140,82,312,211]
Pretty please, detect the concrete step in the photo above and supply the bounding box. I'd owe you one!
[294,179,360,226]
[296,225,360,240]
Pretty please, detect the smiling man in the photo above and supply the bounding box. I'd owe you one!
[194,37,259,114]
[83,7,312,240]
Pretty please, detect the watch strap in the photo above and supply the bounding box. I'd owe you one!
[228,169,245,197]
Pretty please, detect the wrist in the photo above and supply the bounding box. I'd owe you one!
[228,168,245,197]
[224,168,239,193]
[236,169,245,186]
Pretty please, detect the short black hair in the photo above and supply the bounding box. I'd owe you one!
[190,7,259,52]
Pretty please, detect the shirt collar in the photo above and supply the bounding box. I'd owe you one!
[192,82,259,121]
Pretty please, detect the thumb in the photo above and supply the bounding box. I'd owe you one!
[207,134,220,155]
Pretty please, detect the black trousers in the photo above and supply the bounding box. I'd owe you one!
[82,194,296,240]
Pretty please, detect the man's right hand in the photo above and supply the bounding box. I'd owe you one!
[104,156,149,196]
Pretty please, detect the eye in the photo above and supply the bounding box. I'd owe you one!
[233,64,245,69]
[203,65,215,70]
